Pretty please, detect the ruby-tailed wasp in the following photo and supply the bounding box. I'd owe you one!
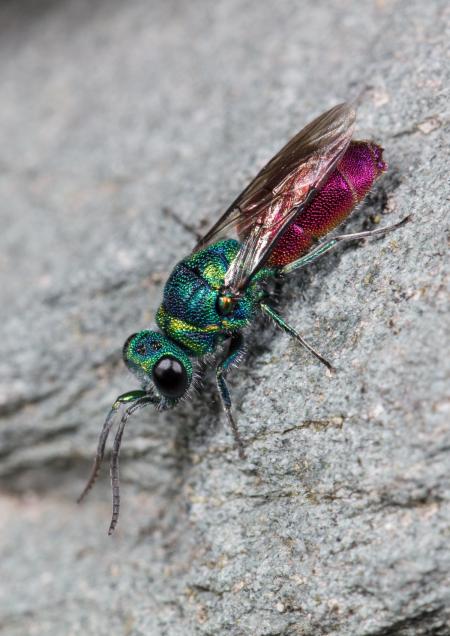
[78,103,410,534]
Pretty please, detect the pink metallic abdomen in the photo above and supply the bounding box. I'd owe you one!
[266,141,387,268]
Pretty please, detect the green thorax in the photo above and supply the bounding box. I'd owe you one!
[156,239,272,356]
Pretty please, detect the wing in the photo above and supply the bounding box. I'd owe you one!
[194,102,356,294]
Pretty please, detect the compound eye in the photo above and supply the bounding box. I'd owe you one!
[152,356,188,399]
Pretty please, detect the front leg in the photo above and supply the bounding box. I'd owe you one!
[216,332,247,459]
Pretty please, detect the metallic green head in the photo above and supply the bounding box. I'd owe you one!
[123,330,193,405]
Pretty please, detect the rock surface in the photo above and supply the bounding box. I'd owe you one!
[0,0,449,634]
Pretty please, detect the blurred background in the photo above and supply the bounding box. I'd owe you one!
[0,1,448,634]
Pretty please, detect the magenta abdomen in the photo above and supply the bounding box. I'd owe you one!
[267,141,387,267]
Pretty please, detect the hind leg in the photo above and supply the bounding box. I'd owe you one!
[282,216,411,275]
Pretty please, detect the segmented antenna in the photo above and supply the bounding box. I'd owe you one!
[108,397,155,535]
[77,405,119,503]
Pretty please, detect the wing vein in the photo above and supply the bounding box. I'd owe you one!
[194,103,356,293]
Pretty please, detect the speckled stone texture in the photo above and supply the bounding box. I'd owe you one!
[0,1,448,634]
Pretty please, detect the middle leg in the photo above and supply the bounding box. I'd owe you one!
[260,302,335,373]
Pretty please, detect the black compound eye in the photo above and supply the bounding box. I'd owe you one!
[152,356,188,399]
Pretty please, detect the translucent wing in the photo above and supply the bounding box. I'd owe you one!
[195,103,356,293]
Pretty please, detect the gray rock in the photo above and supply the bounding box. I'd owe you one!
[0,0,448,634]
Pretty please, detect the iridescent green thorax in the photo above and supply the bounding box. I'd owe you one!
[156,239,272,356]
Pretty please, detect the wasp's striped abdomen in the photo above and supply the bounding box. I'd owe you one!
[266,141,387,267]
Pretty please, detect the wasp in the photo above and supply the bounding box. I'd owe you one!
[78,103,409,534]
